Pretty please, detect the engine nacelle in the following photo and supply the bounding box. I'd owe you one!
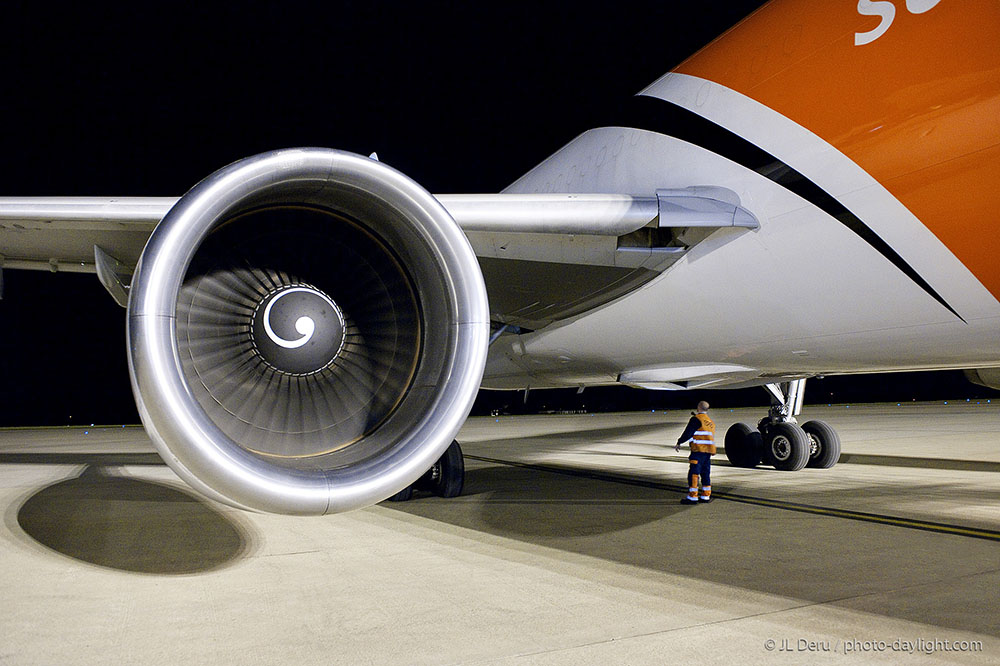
[965,368,1000,392]
[127,149,489,514]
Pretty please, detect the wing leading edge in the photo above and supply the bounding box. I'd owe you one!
[0,188,757,326]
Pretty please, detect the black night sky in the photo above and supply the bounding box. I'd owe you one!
[0,2,992,426]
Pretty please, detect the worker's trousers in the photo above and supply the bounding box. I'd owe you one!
[687,452,712,501]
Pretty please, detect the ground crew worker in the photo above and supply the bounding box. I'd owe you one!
[674,400,715,504]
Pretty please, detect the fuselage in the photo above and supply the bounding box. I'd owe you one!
[482,0,1000,390]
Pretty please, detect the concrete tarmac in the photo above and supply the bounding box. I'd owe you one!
[1,403,998,664]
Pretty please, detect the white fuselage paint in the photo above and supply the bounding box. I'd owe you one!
[855,1,945,47]
[481,73,1000,390]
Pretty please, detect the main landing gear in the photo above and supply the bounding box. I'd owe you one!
[386,439,465,501]
[724,379,841,471]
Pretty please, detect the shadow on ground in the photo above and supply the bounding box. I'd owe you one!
[454,464,691,537]
[14,466,255,574]
[387,460,1000,637]
[467,420,686,447]
[0,452,164,466]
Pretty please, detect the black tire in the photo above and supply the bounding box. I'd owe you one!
[386,485,413,502]
[724,422,762,468]
[766,422,809,471]
[757,417,776,466]
[802,420,841,469]
[430,439,464,498]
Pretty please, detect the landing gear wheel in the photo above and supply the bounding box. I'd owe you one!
[758,418,776,467]
[386,485,413,502]
[802,420,841,469]
[388,440,465,502]
[724,423,762,468]
[430,439,464,498]
[765,422,809,471]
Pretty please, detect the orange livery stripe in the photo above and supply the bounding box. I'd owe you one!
[675,0,1000,300]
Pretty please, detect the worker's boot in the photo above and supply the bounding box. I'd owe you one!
[681,474,700,504]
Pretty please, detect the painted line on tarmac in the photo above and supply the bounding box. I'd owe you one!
[466,455,1000,543]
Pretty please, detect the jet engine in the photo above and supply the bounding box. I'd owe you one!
[126,149,489,514]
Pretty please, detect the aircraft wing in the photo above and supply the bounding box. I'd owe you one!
[0,197,172,273]
[0,189,757,322]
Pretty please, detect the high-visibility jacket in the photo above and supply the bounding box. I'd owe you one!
[690,413,716,454]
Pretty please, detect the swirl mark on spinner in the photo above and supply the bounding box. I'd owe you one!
[263,287,333,349]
